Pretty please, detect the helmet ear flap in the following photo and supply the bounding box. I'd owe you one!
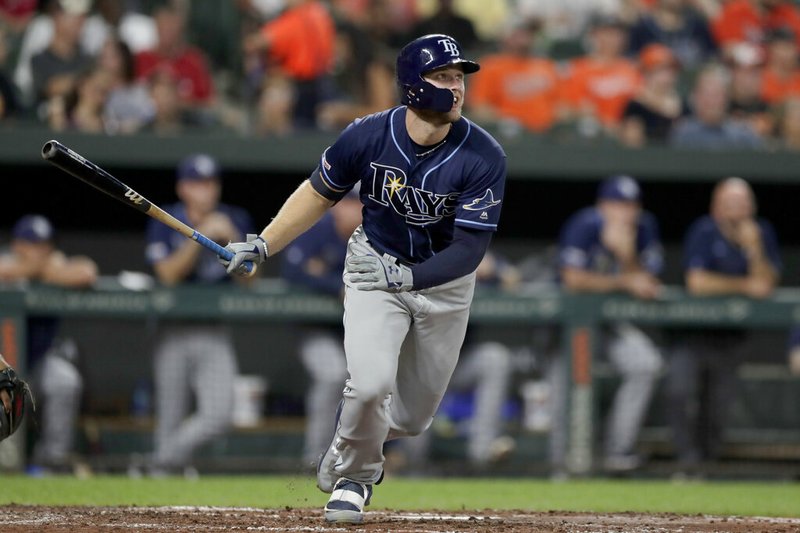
[401,80,454,113]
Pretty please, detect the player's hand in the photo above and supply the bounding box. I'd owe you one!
[344,254,413,292]
[742,276,773,299]
[619,271,661,300]
[198,213,240,243]
[220,234,268,276]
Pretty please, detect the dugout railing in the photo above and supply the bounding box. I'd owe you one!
[0,281,799,475]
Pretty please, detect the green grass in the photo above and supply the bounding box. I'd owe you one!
[3,475,800,517]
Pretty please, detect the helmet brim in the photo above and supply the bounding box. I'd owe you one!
[423,59,480,77]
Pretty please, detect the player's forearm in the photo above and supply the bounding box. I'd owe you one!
[260,180,334,256]
[561,268,625,293]
[686,269,749,296]
[0,352,8,370]
[153,241,204,286]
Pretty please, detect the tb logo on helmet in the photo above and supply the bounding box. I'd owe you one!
[438,38,460,57]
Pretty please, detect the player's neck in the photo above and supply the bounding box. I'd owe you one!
[405,107,453,146]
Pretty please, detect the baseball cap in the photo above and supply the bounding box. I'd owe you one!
[57,0,92,16]
[12,214,54,243]
[177,154,220,182]
[639,43,678,71]
[597,175,641,202]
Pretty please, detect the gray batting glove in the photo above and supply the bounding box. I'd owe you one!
[345,254,413,292]
[221,234,268,275]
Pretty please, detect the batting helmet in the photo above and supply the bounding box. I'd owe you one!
[396,34,480,112]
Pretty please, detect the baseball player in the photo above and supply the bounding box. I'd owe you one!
[0,214,97,472]
[280,191,361,465]
[140,154,254,477]
[222,34,506,523]
[554,175,663,475]
[667,177,781,474]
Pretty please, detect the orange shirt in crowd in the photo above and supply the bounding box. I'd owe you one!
[560,57,642,126]
[136,47,214,104]
[761,68,800,103]
[469,55,561,132]
[260,1,334,80]
[712,0,800,48]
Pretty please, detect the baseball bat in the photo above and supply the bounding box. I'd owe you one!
[41,140,254,274]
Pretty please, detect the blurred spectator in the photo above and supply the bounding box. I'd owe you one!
[315,18,395,131]
[415,0,508,43]
[327,0,416,49]
[99,36,154,134]
[0,214,98,474]
[140,67,189,135]
[620,43,686,146]
[514,0,638,42]
[243,0,334,130]
[772,96,800,149]
[627,0,717,71]
[760,27,800,105]
[670,64,765,149]
[81,0,158,57]
[0,0,38,35]
[0,24,22,119]
[468,19,562,134]
[553,175,664,475]
[667,177,781,475]
[14,0,149,106]
[135,3,215,107]
[280,190,361,465]
[49,64,111,132]
[726,42,771,137]
[135,154,255,478]
[408,0,480,51]
[711,0,800,59]
[30,0,92,107]
[560,14,642,137]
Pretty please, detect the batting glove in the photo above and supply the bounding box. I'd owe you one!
[345,254,414,292]
[221,234,268,276]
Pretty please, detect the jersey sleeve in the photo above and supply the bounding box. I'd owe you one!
[637,212,664,276]
[453,148,506,232]
[144,217,172,265]
[309,120,363,201]
[759,219,783,274]
[683,219,713,271]
[557,212,596,270]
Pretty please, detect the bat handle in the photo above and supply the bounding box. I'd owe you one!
[192,231,254,274]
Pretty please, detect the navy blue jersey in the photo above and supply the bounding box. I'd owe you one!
[309,106,506,265]
[145,203,254,283]
[281,212,347,296]
[683,215,781,275]
[558,206,664,275]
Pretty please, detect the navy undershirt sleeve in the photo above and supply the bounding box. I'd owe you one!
[410,226,493,290]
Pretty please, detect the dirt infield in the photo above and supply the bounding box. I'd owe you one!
[2,505,799,532]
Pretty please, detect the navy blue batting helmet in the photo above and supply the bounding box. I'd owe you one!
[396,34,480,112]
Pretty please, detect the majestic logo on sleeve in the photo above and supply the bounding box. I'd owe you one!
[462,189,501,211]
[438,38,460,57]
[368,162,459,225]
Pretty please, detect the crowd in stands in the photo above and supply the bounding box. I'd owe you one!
[3,0,800,150]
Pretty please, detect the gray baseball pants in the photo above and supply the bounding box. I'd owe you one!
[153,325,237,469]
[331,227,477,485]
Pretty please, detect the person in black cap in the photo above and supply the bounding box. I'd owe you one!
[0,214,97,474]
[550,175,664,475]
